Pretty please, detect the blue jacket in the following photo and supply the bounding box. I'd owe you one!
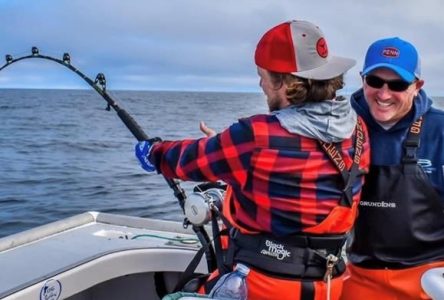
[351,88,444,200]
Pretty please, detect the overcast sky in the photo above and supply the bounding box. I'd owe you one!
[1,0,443,95]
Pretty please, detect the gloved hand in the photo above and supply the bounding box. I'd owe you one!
[135,138,161,172]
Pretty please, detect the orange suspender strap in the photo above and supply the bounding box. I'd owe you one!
[318,119,365,207]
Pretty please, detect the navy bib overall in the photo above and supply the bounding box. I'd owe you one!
[349,117,444,268]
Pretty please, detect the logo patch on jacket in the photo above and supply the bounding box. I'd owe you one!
[260,239,291,261]
[418,159,435,174]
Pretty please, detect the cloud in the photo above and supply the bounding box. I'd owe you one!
[1,0,443,95]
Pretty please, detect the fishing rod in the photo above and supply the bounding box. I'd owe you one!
[0,47,216,271]
[0,47,189,208]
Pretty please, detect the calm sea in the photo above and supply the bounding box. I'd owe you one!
[0,89,268,238]
[0,89,443,238]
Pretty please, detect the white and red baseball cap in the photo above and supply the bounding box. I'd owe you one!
[255,20,356,80]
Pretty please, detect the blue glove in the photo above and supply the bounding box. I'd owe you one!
[135,139,160,172]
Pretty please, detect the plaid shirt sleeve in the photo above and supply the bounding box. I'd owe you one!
[149,118,255,186]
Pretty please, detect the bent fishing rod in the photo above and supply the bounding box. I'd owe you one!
[0,47,216,269]
[0,47,189,208]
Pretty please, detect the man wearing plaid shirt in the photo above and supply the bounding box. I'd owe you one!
[136,20,370,300]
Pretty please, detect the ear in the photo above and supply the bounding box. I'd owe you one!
[414,79,424,91]
[360,73,366,85]
[271,74,284,91]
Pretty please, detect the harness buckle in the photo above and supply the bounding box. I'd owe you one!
[323,254,339,282]
[402,146,418,163]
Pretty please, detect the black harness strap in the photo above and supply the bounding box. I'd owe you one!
[227,229,346,279]
[402,116,422,164]
[319,119,365,207]
[301,281,315,300]
[172,225,229,293]
[211,208,232,275]
[173,207,232,293]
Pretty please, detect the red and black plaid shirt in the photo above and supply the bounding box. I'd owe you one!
[151,114,370,236]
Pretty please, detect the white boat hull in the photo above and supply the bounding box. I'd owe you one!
[0,212,208,300]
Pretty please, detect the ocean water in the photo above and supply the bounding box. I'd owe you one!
[0,89,267,238]
[0,89,443,238]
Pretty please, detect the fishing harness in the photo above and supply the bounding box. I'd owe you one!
[175,118,366,294]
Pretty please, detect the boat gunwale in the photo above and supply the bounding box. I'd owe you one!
[0,211,200,252]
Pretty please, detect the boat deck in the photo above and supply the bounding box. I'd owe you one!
[0,212,206,299]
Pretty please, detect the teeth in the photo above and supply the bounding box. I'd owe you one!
[376,100,391,107]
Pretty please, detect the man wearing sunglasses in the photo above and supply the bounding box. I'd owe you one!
[341,37,444,299]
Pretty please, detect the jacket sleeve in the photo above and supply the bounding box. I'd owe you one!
[149,118,255,186]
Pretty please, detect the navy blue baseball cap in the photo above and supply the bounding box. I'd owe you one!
[361,37,421,82]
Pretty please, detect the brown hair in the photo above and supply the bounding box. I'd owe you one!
[269,72,344,105]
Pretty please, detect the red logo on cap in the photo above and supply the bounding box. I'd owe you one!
[316,38,328,58]
[382,47,400,58]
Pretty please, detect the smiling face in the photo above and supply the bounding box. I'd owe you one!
[363,68,424,125]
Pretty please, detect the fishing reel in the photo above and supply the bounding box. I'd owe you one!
[184,182,226,226]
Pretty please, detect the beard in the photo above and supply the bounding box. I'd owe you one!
[267,96,281,112]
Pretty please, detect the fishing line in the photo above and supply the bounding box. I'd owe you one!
[131,233,199,245]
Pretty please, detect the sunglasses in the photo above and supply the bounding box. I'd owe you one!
[364,75,412,92]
